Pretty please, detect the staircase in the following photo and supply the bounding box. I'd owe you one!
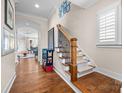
[53,24,97,83]
[56,46,96,77]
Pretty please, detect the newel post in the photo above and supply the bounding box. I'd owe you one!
[70,38,77,82]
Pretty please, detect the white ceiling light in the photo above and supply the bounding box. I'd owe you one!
[15,0,58,18]
[35,4,40,8]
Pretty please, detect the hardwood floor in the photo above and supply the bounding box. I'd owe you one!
[73,72,121,93]
[10,58,121,93]
[9,58,74,93]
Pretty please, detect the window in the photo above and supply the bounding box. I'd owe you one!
[10,33,15,49]
[1,28,15,56]
[4,30,10,50]
[96,2,122,47]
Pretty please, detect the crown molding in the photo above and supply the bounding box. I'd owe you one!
[48,0,62,20]
[16,12,48,22]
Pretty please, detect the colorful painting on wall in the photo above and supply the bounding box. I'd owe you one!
[59,0,71,18]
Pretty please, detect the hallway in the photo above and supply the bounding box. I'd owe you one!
[1,0,122,93]
[10,58,74,93]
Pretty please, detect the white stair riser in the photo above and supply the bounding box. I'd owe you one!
[77,60,90,65]
[78,63,89,68]
[62,65,69,71]
[77,63,95,73]
[58,52,83,57]
[60,57,90,65]
[58,53,70,57]
[56,48,64,52]
[58,53,63,57]
[77,51,83,56]
[56,48,59,52]
[78,69,94,78]
[77,62,96,69]
[77,56,90,63]
[60,59,70,64]
[56,46,97,78]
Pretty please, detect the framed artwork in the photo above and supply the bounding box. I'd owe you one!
[5,0,14,29]
[1,28,15,56]
[59,0,71,18]
[48,28,54,51]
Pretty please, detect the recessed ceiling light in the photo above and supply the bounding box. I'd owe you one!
[35,4,40,8]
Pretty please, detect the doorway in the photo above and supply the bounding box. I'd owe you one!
[16,27,38,63]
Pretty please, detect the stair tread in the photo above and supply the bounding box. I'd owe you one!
[55,46,64,48]
[78,65,94,73]
[65,65,95,75]
[61,60,90,65]
[57,51,70,53]
[55,47,69,48]
[65,71,71,75]
[59,56,70,59]
[77,61,89,64]
[77,55,83,57]
[61,63,70,66]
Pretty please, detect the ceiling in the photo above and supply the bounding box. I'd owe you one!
[15,0,59,19]
[17,27,38,38]
[15,0,98,19]
[16,17,41,31]
[69,0,98,8]
[16,17,39,38]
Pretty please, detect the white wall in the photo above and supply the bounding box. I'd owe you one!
[1,0,16,92]
[49,0,122,74]
[17,36,38,51]
[16,13,48,61]
[17,37,28,51]
[28,37,38,48]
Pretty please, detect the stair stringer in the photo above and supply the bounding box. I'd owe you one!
[56,24,97,77]
[53,51,82,93]
[57,24,97,68]
[53,51,70,80]
[77,42,97,68]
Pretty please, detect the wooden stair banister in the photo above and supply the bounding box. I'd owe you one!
[70,38,77,82]
[57,24,77,82]
[57,24,72,41]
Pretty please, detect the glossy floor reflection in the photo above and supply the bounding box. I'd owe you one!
[10,58,74,93]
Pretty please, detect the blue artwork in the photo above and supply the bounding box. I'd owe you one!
[59,0,71,18]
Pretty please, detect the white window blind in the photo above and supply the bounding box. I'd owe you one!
[97,2,122,47]
[98,9,116,43]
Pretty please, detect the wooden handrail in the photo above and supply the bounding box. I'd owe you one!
[57,24,73,41]
[57,24,78,82]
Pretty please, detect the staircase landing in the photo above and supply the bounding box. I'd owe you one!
[73,72,121,93]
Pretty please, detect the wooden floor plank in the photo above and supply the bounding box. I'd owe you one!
[9,58,74,93]
[9,58,121,93]
[73,72,121,93]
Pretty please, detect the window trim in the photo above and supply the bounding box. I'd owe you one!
[96,1,122,47]
[1,27,15,56]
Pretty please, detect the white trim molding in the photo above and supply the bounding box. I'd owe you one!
[16,12,48,22]
[96,1,122,47]
[2,72,16,93]
[54,68,82,93]
[94,67,122,81]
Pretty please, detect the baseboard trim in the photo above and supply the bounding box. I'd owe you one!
[3,72,16,93]
[94,67,122,81]
[54,68,82,93]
